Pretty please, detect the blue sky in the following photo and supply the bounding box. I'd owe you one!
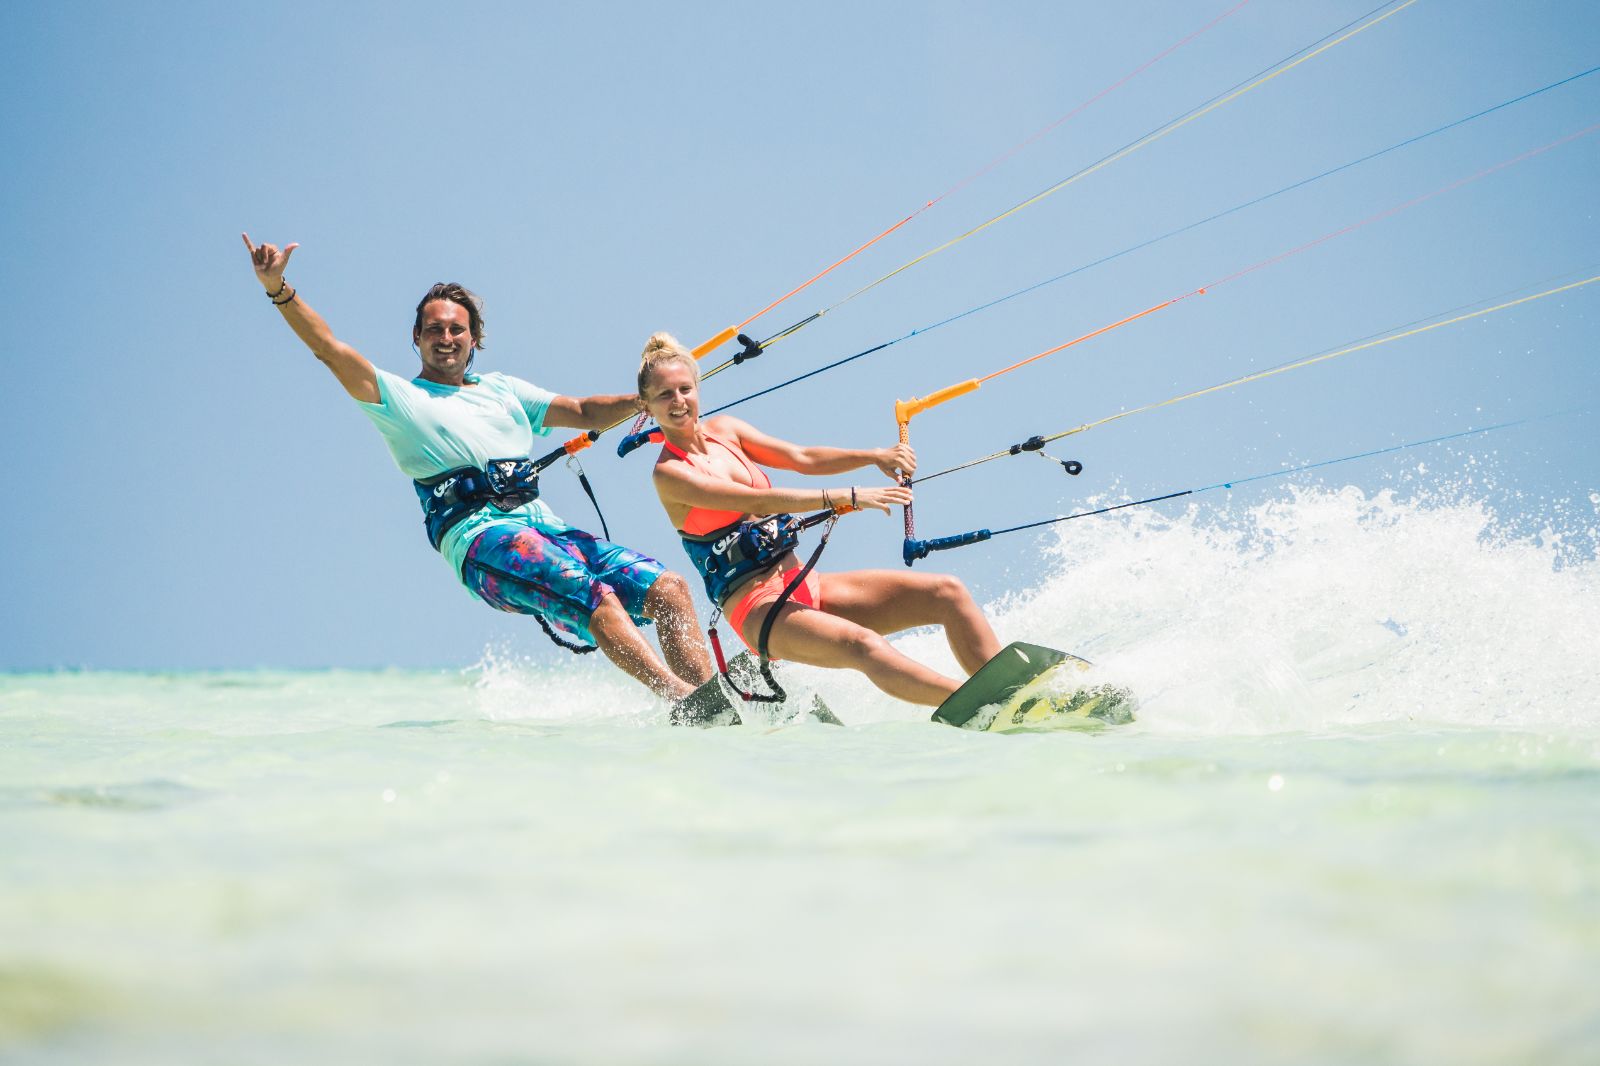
[3,0,1596,670]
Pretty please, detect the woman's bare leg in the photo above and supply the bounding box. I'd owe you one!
[818,570,1000,675]
[743,602,960,707]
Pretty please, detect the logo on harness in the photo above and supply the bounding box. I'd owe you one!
[414,458,541,551]
[681,514,801,606]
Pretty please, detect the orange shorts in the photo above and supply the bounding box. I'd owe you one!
[725,566,822,657]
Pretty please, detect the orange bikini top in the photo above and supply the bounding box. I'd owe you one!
[659,433,771,535]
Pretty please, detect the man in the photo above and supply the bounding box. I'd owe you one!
[242,233,724,714]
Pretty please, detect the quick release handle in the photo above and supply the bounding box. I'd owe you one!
[902,529,991,566]
[563,430,599,456]
[616,429,663,458]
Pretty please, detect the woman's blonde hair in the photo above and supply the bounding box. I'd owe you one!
[637,331,699,398]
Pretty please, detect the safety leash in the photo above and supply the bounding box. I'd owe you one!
[706,510,843,703]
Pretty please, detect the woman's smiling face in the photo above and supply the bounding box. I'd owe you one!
[643,360,700,432]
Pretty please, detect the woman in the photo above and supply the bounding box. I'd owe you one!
[639,332,1001,706]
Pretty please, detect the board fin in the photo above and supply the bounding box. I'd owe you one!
[671,653,842,727]
[723,651,843,726]
[932,641,1136,732]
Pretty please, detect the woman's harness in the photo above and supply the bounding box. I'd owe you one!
[679,513,803,608]
[689,509,844,705]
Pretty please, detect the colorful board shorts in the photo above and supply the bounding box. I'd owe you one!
[725,565,822,658]
[462,525,664,645]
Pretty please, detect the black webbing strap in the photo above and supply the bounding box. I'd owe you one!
[750,514,839,701]
[534,612,599,655]
[710,511,839,704]
[566,455,611,542]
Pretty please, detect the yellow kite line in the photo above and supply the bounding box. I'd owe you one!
[690,0,1260,377]
[916,272,1600,483]
[587,0,1416,454]
[892,114,1600,435]
[571,0,1253,448]
[724,2,1253,340]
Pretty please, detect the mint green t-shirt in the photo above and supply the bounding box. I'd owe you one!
[358,368,574,581]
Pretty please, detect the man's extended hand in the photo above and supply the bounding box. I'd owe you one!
[241,233,298,292]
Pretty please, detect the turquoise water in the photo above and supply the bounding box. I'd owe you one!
[4,487,1598,1064]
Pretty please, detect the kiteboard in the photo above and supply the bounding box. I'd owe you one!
[932,642,1136,732]
[670,651,842,728]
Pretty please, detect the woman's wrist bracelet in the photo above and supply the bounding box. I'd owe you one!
[824,487,858,514]
[265,278,288,300]
[271,285,298,307]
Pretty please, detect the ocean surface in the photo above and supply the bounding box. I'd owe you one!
[3,486,1598,1065]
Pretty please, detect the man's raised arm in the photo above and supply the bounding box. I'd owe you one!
[242,233,379,404]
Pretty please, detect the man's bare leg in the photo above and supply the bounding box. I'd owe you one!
[586,593,698,702]
[641,572,714,688]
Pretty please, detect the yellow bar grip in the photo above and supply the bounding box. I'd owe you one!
[894,379,981,424]
[692,326,738,359]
